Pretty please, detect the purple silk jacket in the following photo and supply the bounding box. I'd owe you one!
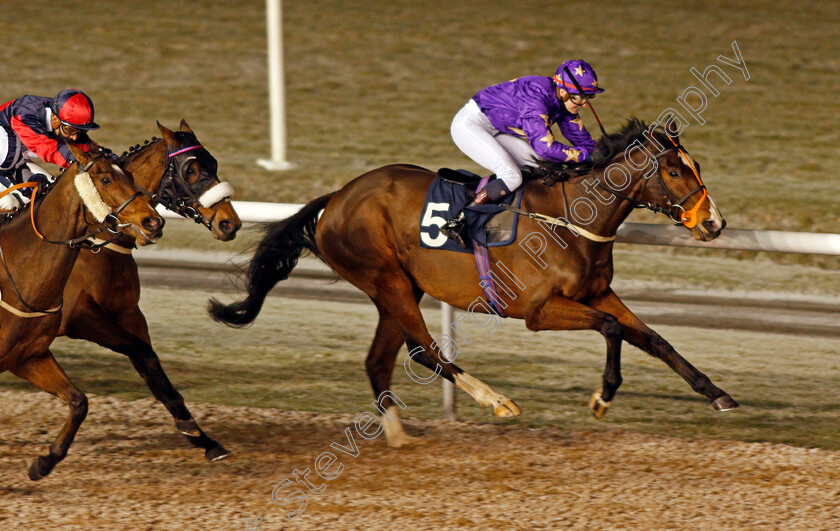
[472,75,596,163]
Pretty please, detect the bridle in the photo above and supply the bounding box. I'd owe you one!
[592,138,708,228]
[154,140,230,231]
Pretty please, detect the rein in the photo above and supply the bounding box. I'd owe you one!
[493,138,707,242]
[494,201,616,242]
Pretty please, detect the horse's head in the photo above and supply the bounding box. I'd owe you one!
[640,131,725,242]
[591,119,725,242]
[154,120,241,241]
[67,144,164,245]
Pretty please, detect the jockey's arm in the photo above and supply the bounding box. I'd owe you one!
[11,114,77,167]
[521,110,593,164]
[557,113,598,161]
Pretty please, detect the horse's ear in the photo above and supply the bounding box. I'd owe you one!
[67,143,91,166]
[157,121,179,148]
[179,119,194,134]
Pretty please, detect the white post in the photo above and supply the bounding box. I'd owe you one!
[257,0,295,171]
[441,302,457,420]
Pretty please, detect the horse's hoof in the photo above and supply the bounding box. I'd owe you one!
[175,418,202,437]
[205,443,230,462]
[28,455,54,481]
[494,399,522,417]
[385,433,426,449]
[711,395,739,412]
[589,389,611,419]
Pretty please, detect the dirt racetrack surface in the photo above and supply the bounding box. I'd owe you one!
[1,390,838,530]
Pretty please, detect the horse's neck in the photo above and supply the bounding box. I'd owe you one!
[529,165,643,238]
[0,177,86,306]
[124,140,167,193]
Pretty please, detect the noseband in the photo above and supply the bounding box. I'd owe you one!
[156,143,231,231]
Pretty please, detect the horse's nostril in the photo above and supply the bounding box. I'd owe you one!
[721,219,727,230]
[219,220,235,235]
[142,216,164,233]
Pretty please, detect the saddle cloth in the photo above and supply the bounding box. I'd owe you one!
[419,169,524,253]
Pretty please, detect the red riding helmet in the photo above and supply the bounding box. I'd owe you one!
[51,89,100,130]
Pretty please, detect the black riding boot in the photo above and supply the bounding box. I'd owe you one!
[439,198,478,249]
[439,179,511,249]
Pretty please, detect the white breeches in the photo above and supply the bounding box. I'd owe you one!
[450,99,540,191]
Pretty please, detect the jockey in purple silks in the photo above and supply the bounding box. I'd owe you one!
[440,59,606,248]
[0,89,102,210]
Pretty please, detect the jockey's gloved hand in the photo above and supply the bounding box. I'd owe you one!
[0,191,24,211]
[588,149,609,166]
[28,174,52,195]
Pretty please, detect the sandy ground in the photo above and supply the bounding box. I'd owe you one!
[1,390,838,530]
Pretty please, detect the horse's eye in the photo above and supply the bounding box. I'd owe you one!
[668,171,679,178]
[100,177,113,185]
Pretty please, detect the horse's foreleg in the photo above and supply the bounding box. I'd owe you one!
[374,275,521,418]
[524,294,624,418]
[66,305,229,461]
[11,351,88,480]
[590,289,737,411]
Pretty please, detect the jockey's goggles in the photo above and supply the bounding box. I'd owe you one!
[568,93,595,105]
[58,123,82,137]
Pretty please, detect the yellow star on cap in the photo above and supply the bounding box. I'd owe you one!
[562,147,582,162]
[570,117,585,131]
[574,66,585,77]
[540,132,555,147]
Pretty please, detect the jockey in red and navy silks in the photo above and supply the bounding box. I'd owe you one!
[440,59,605,247]
[0,89,101,210]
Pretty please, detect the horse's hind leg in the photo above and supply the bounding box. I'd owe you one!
[366,303,424,448]
[11,351,88,480]
[65,304,229,461]
[372,273,521,418]
[590,289,737,411]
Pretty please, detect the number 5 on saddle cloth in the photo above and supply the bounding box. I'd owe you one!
[419,169,524,254]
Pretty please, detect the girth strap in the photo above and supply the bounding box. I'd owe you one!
[472,175,507,317]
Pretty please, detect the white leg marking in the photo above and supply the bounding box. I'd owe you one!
[454,372,507,408]
[381,406,419,448]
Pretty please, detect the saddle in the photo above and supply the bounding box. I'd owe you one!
[418,169,524,253]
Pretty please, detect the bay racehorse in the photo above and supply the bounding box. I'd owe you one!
[209,119,738,447]
[57,120,241,461]
[0,144,163,479]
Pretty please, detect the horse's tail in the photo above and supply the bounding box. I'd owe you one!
[208,192,336,327]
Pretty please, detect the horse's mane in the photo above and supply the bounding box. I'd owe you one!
[117,131,201,165]
[527,117,673,185]
[117,137,161,164]
[594,117,674,160]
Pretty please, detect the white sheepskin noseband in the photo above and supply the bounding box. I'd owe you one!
[198,182,235,208]
[74,171,112,222]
